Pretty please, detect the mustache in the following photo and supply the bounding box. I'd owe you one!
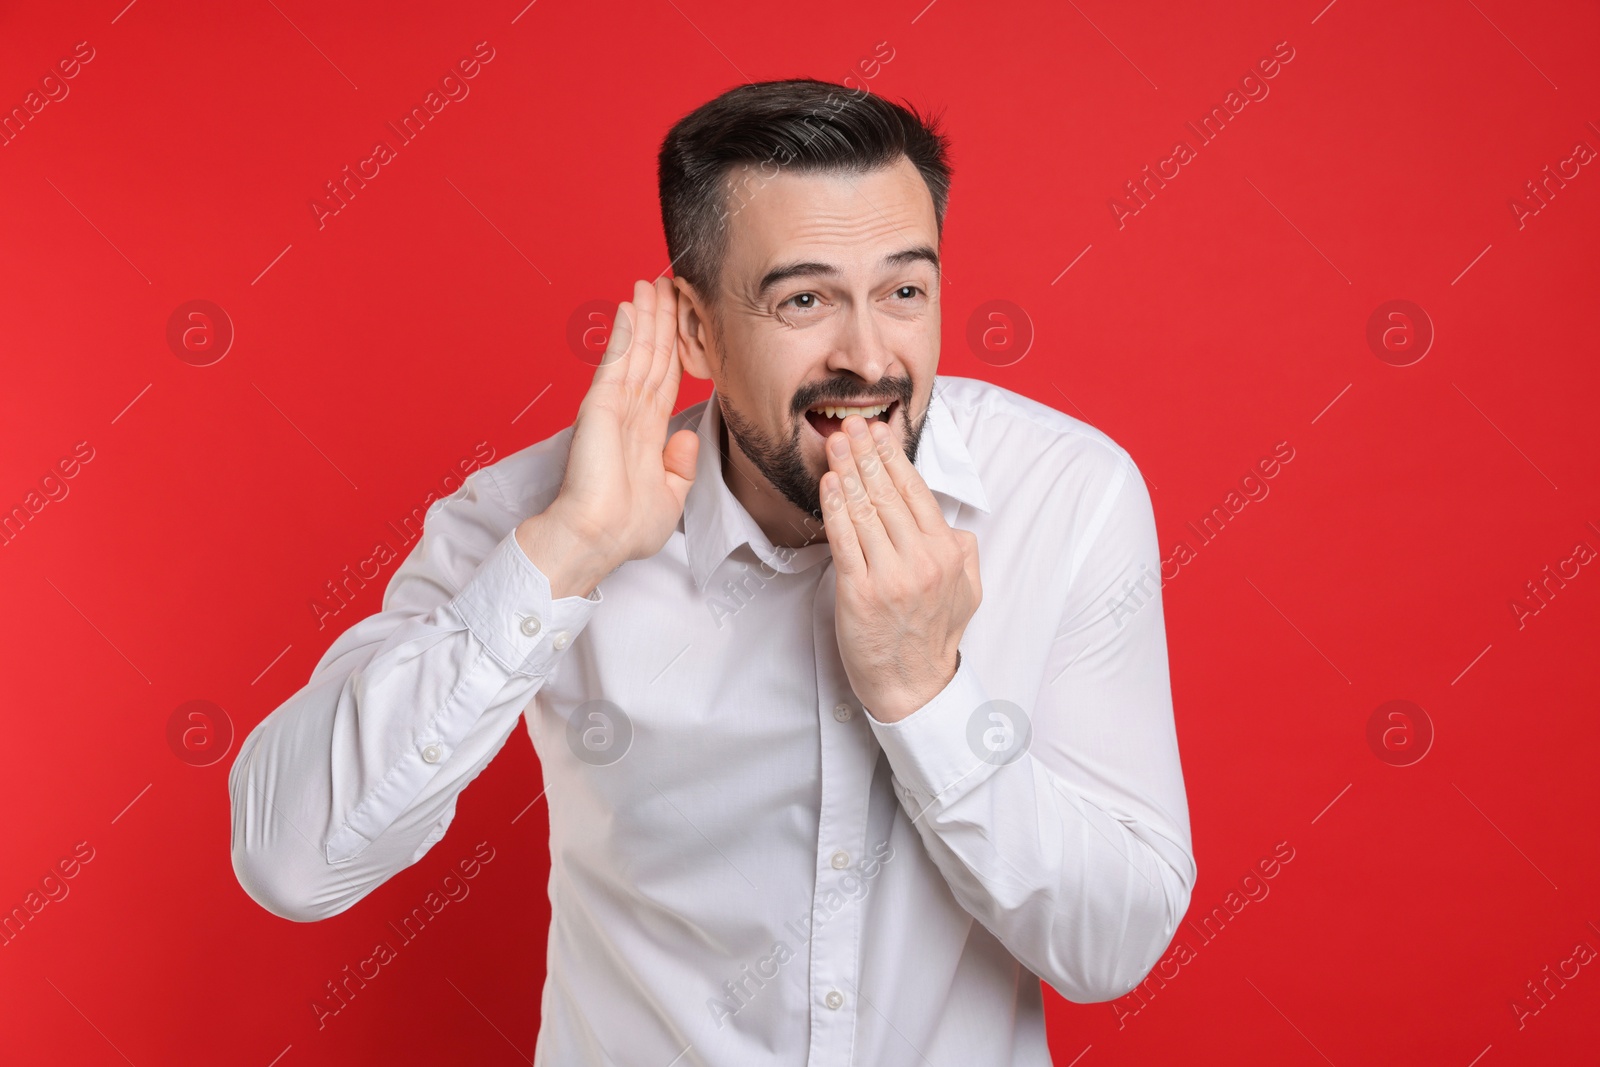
[793,379,912,415]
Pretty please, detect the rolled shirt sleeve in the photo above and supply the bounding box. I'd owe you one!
[865,451,1196,1003]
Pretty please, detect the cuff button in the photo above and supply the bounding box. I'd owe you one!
[421,744,443,764]
[520,616,542,637]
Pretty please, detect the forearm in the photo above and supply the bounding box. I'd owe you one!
[228,605,544,922]
[229,512,602,921]
[904,739,1193,1001]
[868,653,1195,1003]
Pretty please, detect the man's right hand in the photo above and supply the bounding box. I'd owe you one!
[515,277,700,599]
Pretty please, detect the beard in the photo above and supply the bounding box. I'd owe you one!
[718,382,928,529]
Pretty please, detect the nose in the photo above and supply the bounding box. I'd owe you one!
[826,300,896,385]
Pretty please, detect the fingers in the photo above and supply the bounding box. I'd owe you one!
[662,426,699,509]
[625,279,656,386]
[868,418,946,535]
[836,415,921,553]
[957,527,982,600]
[819,469,865,576]
[651,277,676,378]
[825,422,896,567]
[596,301,632,374]
[597,279,678,398]
[596,282,649,379]
[644,277,679,397]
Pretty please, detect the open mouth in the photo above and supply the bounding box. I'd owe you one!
[803,399,899,440]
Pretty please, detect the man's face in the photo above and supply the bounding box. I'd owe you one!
[682,154,942,524]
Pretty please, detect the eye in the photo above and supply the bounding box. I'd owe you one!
[783,292,819,309]
[894,286,922,299]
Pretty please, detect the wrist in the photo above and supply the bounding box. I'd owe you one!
[870,650,961,725]
[515,509,618,600]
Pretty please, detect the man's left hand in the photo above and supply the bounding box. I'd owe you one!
[821,412,982,724]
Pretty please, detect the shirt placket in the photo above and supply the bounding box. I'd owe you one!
[804,562,878,1066]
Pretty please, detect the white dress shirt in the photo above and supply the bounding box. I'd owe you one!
[229,373,1196,1066]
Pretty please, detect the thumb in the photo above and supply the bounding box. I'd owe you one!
[662,428,699,509]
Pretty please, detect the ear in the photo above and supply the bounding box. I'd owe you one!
[672,276,716,382]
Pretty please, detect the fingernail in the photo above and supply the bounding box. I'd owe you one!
[846,416,867,439]
[830,434,849,456]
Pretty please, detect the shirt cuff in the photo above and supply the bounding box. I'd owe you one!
[865,650,1008,807]
[446,527,604,677]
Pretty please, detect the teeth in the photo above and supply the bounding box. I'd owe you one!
[810,402,891,420]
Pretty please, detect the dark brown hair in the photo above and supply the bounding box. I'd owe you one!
[657,77,952,317]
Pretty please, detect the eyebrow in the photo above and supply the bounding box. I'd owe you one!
[754,245,940,301]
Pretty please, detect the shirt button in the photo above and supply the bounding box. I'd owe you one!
[552,630,570,651]
[421,744,442,764]
[824,990,844,1010]
[830,850,849,869]
[520,616,542,637]
[833,702,854,722]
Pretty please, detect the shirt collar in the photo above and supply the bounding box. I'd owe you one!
[681,378,990,592]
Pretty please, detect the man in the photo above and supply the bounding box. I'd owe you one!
[229,77,1195,1065]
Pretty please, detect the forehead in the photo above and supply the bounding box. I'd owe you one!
[721,156,937,280]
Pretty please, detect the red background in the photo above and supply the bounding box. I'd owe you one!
[2,1,1597,1064]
